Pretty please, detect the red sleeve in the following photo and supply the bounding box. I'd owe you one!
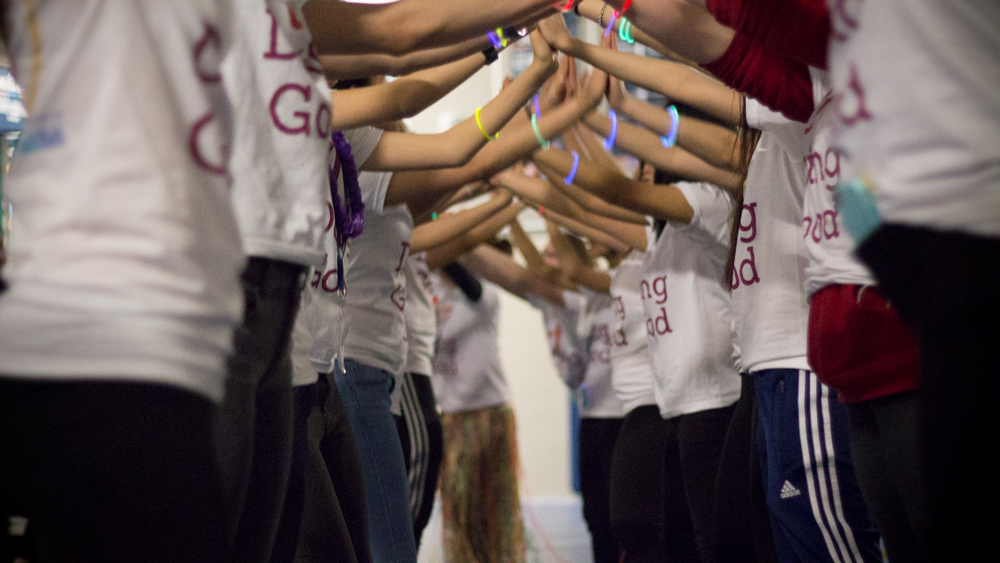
[705,0,830,70]
[702,33,815,123]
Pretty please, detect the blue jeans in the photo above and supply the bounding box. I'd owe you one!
[334,359,417,563]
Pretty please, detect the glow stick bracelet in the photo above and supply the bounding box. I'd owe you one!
[603,110,618,151]
[565,151,581,185]
[604,12,618,38]
[661,105,679,148]
[531,114,551,149]
[487,30,503,50]
[475,107,498,140]
[533,94,541,118]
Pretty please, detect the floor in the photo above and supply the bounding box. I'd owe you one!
[417,495,594,563]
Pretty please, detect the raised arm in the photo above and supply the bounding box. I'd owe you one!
[410,190,513,252]
[425,201,527,270]
[606,76,740,173]
[541,205,646,252]
[383,66,609,215]
[533,147,694,224]
[330,53,486,130]
[362,31,559,171]
[538,16,741,126]
[545,220,613,294]
[494,166,647,225]
[459,244,566,305]
[580,111,742,190]
[304,0,554,56]
[320,36,490,81]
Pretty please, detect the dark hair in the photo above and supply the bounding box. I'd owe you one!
[331,77,372,90]
[487,238,514,256]
[722,95,761,289]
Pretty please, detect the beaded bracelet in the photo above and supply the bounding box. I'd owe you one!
[660,105,679,148]
[531,114,551,150]
[475,107,499,141]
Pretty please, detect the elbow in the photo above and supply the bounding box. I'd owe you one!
[378,11,441,55]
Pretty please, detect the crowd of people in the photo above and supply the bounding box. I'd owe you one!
[0,0,997,562]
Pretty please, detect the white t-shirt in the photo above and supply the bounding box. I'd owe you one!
[304,126,393,374]
[0,0,243,401]
[827,0,1000,237]
[432,278,511,413]
[640,183,741,419]
[802,80,876,297]
[340,200,413,374]
[226,0,331,266]
[608,250,658,414]
[529,291,588,390]
[730,99,813,373]
[576,289,624,419]
[404,252,437,377]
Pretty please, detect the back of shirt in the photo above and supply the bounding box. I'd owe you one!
[576,289,623,419]
[640,183,741,418]
[227,0,332,267]
[432,279,511,413]
[0,0,243,400]
[730,99,813,374]
[608,249,657,414]
[828,0,1000,237]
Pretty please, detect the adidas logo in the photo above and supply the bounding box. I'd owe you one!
[780,480,802,499]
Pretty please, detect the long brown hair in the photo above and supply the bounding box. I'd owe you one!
[722,95,761,289]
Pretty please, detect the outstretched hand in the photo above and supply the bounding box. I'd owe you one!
[528,30,559,76]
[537,13,574,52]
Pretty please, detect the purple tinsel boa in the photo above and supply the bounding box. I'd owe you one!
[330,131,365,245]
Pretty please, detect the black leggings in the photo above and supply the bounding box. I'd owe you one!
[668,404,738,562]
[709,373,778,563]
[858,224,1000,560]
[579,417,624,563]
[394,372,444,548]
[609,405,699,563]
[0,380,226,563]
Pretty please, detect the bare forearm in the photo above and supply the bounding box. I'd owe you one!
[426,202,527,270]
[320,37,488,81]
[305,0,554,55]
[535,161,648,225]
[618,95,740,171]
[543,208,642,253]
[410,194,509,252]
[583,112,741,189]
[564,39,740,127]
[330,54,484,129]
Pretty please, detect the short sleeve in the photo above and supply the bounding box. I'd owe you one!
[675,182,736,247]
[359,170,392,214]
[745,97,811,159]
[343,126,383,167]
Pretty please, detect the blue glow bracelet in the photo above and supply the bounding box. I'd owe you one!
[604,12,618,38]
[565,151,581,185]
[603,110,618,151]
[661,105,679,148]
[533,94,541,118]
[487,30,503,50]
